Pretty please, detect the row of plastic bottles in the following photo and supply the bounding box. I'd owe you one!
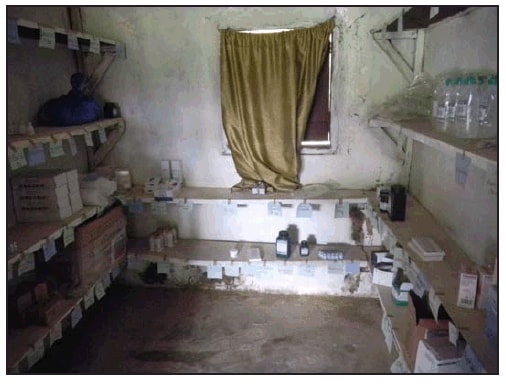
[432,73,497,139]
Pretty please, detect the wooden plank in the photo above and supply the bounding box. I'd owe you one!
[89,118,126,169]
[373,38,413,82]
[413,29,425,76]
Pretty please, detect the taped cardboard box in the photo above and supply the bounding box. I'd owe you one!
[414,337,465,373]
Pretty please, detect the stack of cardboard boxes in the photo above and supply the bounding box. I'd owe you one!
[11,169,83,222]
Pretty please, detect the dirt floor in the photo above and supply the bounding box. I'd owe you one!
[30,283,395,374]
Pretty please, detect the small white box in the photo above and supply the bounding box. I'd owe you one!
[70,191,83,213]
[414,338,465,373]
[373,267,393,287]
[476,266,494,309]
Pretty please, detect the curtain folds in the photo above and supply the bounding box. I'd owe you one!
[220,18,334,192]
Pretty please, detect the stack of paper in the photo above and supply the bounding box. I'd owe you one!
[408,237,445,261]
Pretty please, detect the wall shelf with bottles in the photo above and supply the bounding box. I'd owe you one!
[369,117,497,172]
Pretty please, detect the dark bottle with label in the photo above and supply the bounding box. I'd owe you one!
[389,184,407,221]
[276,230,291,259]
[300,240,309,257]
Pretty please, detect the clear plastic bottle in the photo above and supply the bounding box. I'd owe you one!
[478,75,497,138]
[460,75,479,138]
[432,76,448,132]
[454,76,469,137]
[445,77,457,134]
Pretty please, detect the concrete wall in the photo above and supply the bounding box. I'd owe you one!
[409,7,498,266]
[81,6,406,189]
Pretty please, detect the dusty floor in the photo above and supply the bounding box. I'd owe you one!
[31,283,395,374]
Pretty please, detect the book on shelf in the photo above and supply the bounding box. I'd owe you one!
[408,237,445,261]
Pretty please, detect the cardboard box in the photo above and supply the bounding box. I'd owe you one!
[476,266,494,309]
[405,292,450,371]
[414,337,465,373]
[11,169,68,190]
[69,191,83,214]
[457,265,478,309]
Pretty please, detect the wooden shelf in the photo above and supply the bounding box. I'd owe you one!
[118,185,373,205]
[7,206,98,274]
[6,260,125,373]
[7,118,125,151]
[8,17,125,57]
[369,194,498,373]
[369,117,497,171]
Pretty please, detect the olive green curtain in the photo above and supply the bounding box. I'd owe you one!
[220,19,334,192]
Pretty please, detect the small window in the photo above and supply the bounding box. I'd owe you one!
[222,28,333,154]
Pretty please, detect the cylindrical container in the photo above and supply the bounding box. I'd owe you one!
[115,169,132,191]
[276,230,291,259]
[299,240,309,257]
[388,184,407,222]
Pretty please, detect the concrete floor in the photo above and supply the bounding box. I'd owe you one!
[31,283,395,374]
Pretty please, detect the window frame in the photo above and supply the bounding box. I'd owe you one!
[221,27,338,156]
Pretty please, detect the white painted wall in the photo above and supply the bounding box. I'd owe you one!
[81,6,406,189]
[409,7,498,266]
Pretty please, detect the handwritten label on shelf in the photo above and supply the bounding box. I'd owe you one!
[68,136,78,156]
[223,202,237,214]
[83,287,95,310]
[26,340,45,369]
[49,140,65,158]
[18,253,36,275]
[157,261,171,274]
[298,263,316,277]
[277,263,294,275]
[8,148,27,171]
[224,265,240,277]
[241,263,260,276]
[455,153,471,187]
[43,239,57,262]
[152,201,169,216]
[84,132,94,147]
[71,305,83,328]
[89,37,100,53]
[28,145,46,166]
[428,287,442,321]
[327,261,344,275]
[207,265,223,279]
[63,226,75,247]
[39,27,56,49]
[128,201,144,214]
[95,281,106,300]
[381,313,393,353]
[178,201,193,213]
[98,128,107,143]
[67,33,79,50]
[267,201,282,216]
[49,322,63,347]
[448,322,459,346]
[8,19,21,44]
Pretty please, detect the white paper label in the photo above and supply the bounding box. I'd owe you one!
[381,314,393,353]
[68,136,78,156]
[49,140,65,157]
[241,264,260,276]
[18,253,36,275]
[224,265,240,277]
[8,19,21,44]
[27,340,45,369]
[63,226,75,247]
[267,201,282,216]
[43,239,57,262]
[448,322,459,346]
[83,288,95,310]
[67,33,79,50]
[223,202,237,214]
[207,265,223,279]
[39,27,55,49]
[94,281,106,300]
[8,148,27,170]
[428,287,442,321]
[49,322,63,346]
[296,203,313,218]
[28,145,46,166]
[98,128,107,143]
[178,202,193,212]
[89,37,101,53]
[277,264,294,275]
[298,263,316,277]
[327,261,345,275]
[157,261,171,274]
[152,201,169,216]
[84,132,94,147]
[71,305,83,328]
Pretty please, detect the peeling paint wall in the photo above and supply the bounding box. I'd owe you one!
[81,6,406,189]
[409,7,498,266]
